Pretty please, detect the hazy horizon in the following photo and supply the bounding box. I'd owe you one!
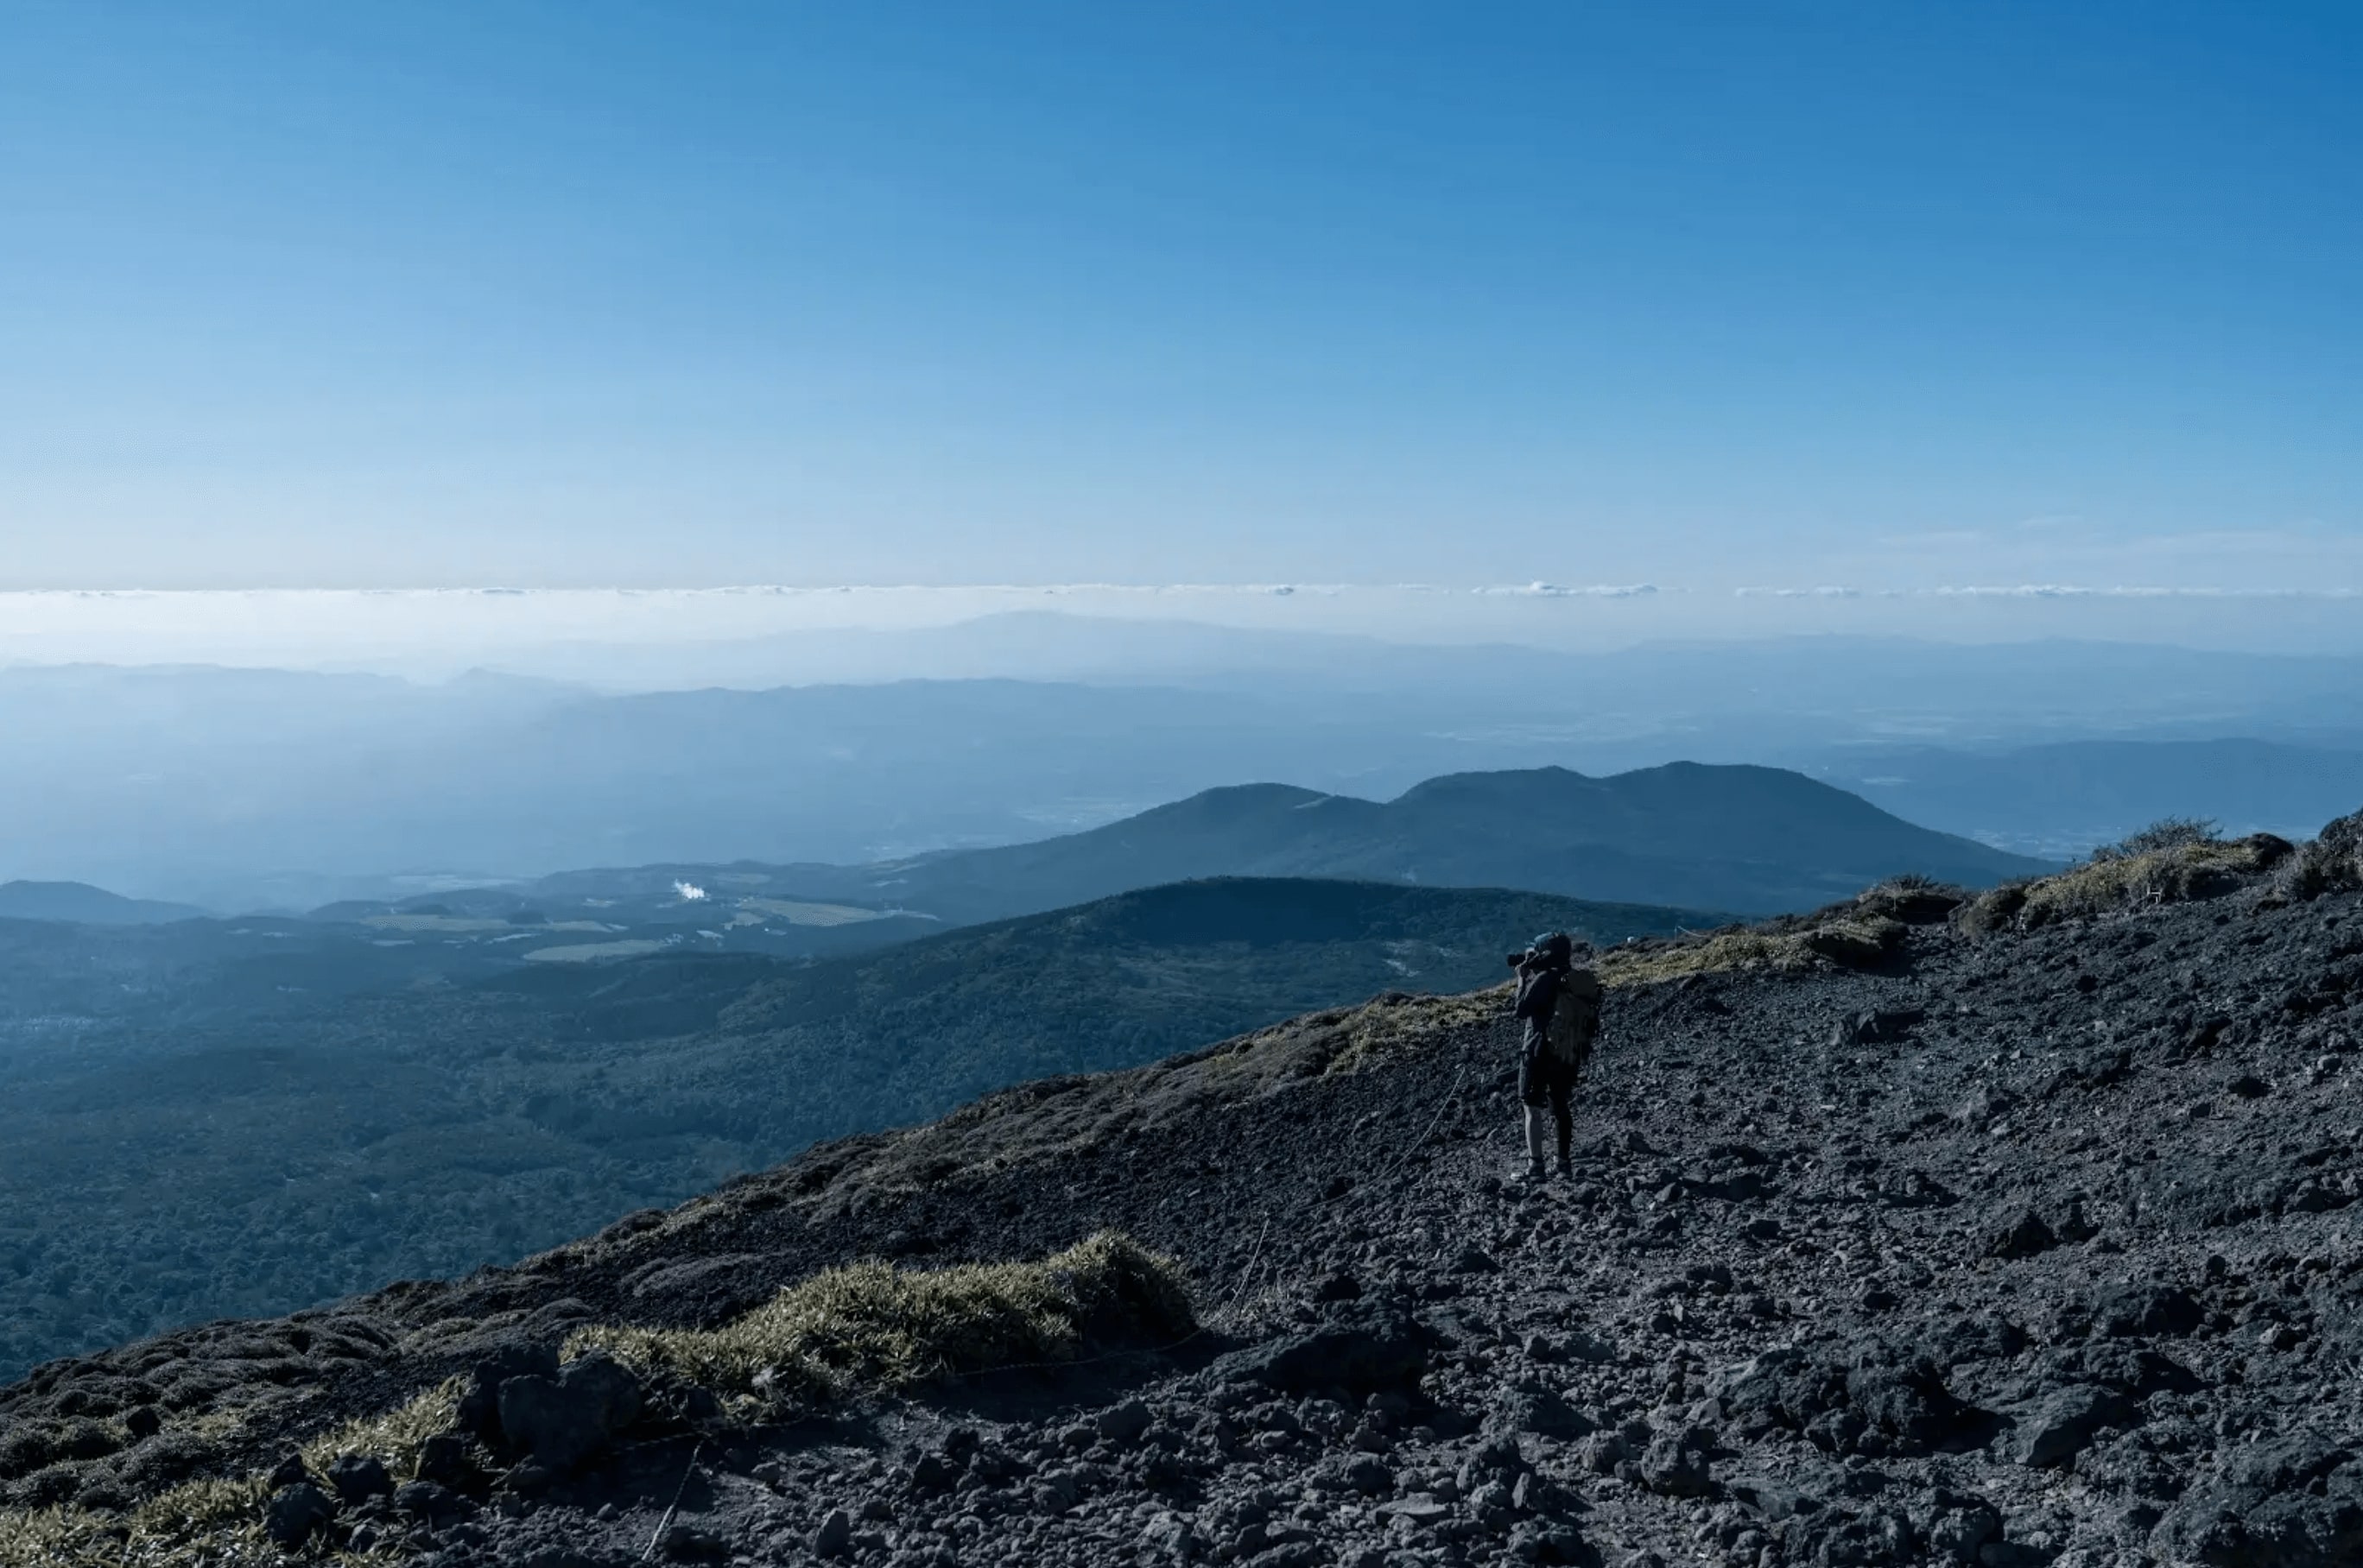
[8,588,2363,683]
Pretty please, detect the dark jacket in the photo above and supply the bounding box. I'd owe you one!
[1512,956,1566,1057]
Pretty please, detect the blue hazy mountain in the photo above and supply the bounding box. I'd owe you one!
[544,763,2051,920]
[0,881,208,925]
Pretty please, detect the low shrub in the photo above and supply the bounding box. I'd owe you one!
[2275,809,2363,901]
[1853,877,1970,926]
[2094,816,2221,859]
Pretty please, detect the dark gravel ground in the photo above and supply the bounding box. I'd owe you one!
[5,854,2363,1568]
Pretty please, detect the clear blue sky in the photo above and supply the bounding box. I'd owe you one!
[2,2,2356,596]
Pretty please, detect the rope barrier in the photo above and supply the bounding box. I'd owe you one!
[641,1438,704,1562]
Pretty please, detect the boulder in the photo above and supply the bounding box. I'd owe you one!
[263,1482,337,1546]
[496,1353,644,1473]
[2011,1384,2136,1467]
[457,1343,561,1441]
[659,1522,728,1561]
[1213,1306,1435,1396]
[414,1432,481,1492]
[2087,1280,2204,1339]
[324,1452,392,1506]
[1714,1348,1988,1457]
[1491,1388,1593,1439]
[1988,1210,2058,1260]
[1917,1489,2003,1565]
[1637,1433,1714,1497]
[1097,1399,1153,1444]
[393,1479,472,1527]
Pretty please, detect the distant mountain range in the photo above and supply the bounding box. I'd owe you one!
[505,762,2051,926]
[4,762,2048,939]
[0,881,206,926]
[5,640,2358,910]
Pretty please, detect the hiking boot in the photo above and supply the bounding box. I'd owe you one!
[1522,1160,1549,1183]
[1555,1158,1574,1180]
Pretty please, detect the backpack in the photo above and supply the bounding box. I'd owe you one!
[1545,965,1601,1072]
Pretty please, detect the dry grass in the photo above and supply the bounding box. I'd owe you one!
[1596,913,1906,986]
[1319,989,1505,1076]
[0,1474,277,1568]
[298,1375,466,1483]
[569,1231,1192,1414]
[1966,836,2290,931]
[2275,811,2363,901]
[1599,930,1818,985]
[0,1381,463,1567]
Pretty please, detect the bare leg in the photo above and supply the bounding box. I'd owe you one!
[1552,1077,1575,1173]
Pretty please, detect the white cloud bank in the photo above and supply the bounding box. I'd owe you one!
[1,581,2357,678]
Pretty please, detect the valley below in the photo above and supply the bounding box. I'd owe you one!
[0,879,1714,1385]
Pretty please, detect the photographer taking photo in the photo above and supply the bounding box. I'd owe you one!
[1506,931,1602,1180]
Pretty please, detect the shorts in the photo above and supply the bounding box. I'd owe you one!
[1520,1048,1576,1109]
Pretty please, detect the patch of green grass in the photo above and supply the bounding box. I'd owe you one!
[569,1231,1192,1413]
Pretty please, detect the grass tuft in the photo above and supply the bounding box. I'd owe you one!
[569,1231,1192,1411]
[0,1382,461,1566]
[2274,808,2363,901]
[299,1375,466,1483]
[1319,990,1505,1076]
[1598,930,1820,985]
[2094,816,2220,859]
[0,1474,275,1568]
[1597,912,1906,986]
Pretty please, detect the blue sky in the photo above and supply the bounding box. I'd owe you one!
[2,2,2357,604]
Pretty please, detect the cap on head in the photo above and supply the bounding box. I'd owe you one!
[1535,931,1574,963]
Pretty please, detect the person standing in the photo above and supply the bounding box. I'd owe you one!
[1507,932,1600,1180]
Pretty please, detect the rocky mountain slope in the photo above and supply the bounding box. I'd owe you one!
[3,819,2361,1568]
